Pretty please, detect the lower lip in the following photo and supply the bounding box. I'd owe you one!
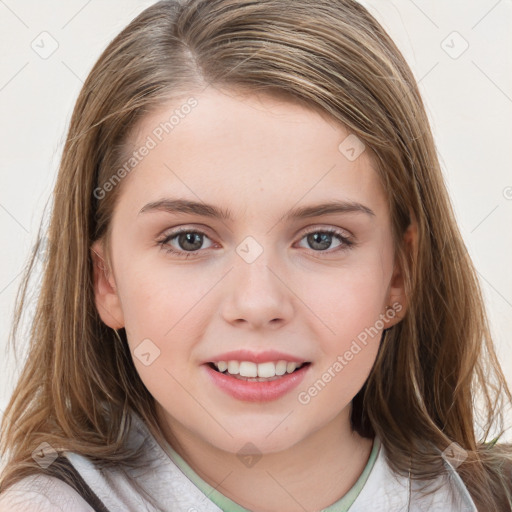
[203,363,310,402]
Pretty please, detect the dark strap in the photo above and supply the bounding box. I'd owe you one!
[46,455,111,512]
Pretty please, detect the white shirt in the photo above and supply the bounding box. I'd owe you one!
[0,411,479,511]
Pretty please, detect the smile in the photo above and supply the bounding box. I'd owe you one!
[211,360,309,378]
[203,361,312,402]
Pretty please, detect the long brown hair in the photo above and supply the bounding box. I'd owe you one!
[1,0,511,509]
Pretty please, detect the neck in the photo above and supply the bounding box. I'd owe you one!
[155,405,374,512]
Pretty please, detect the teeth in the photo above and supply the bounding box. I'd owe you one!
[239,361,258,377]
[257,362,276,378]
[216,361,228,373]
[275,360,287,376]
[227,361,239,374]
[286,362,298,373]
[213,360,306,377]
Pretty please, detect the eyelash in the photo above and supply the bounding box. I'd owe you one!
[157,227,355,259]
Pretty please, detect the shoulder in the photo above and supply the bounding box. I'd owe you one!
[351,438,479,512]
[0,473,94,511]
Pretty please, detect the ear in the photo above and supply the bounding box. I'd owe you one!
[90,240,125,329]
[384,215,417,328]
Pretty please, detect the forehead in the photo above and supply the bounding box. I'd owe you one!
[117,88,387,221]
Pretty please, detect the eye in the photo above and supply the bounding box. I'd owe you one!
[296,228,354,255]
[157,226,355,259]
[158,228,214,259]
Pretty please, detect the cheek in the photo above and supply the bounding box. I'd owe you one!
[116,257,214,338]
[296,270,386,412]
[304,261,389,345]
[115,265,204,403]
[114,261,218,390]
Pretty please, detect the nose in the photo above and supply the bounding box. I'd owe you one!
[220,251,294,330]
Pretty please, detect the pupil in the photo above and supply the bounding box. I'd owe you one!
[308,232,331,250]
[180,232,202,251]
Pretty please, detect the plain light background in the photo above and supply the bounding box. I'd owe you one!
[1,1,511,438]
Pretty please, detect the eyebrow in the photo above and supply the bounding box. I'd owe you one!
[138,199,375,221]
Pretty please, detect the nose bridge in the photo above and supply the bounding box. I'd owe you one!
[235,233,283,282]
[221,234,293,327]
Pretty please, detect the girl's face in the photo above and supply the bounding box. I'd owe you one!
[92,87,407,455]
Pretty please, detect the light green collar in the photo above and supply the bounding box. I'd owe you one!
[161,436,381,511]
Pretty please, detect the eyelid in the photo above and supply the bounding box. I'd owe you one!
[159,223,353,240]
[297,223,353,239]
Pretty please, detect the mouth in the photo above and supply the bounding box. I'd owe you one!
[206,361,311,382]
[203,360,311,402]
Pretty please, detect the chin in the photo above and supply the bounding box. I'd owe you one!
[205,425,309,456]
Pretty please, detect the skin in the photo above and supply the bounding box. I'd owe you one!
[92,87,414,511]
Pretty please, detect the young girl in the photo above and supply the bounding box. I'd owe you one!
[1,0,511,510]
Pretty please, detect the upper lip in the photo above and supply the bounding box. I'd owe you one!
[203,350,309,364]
